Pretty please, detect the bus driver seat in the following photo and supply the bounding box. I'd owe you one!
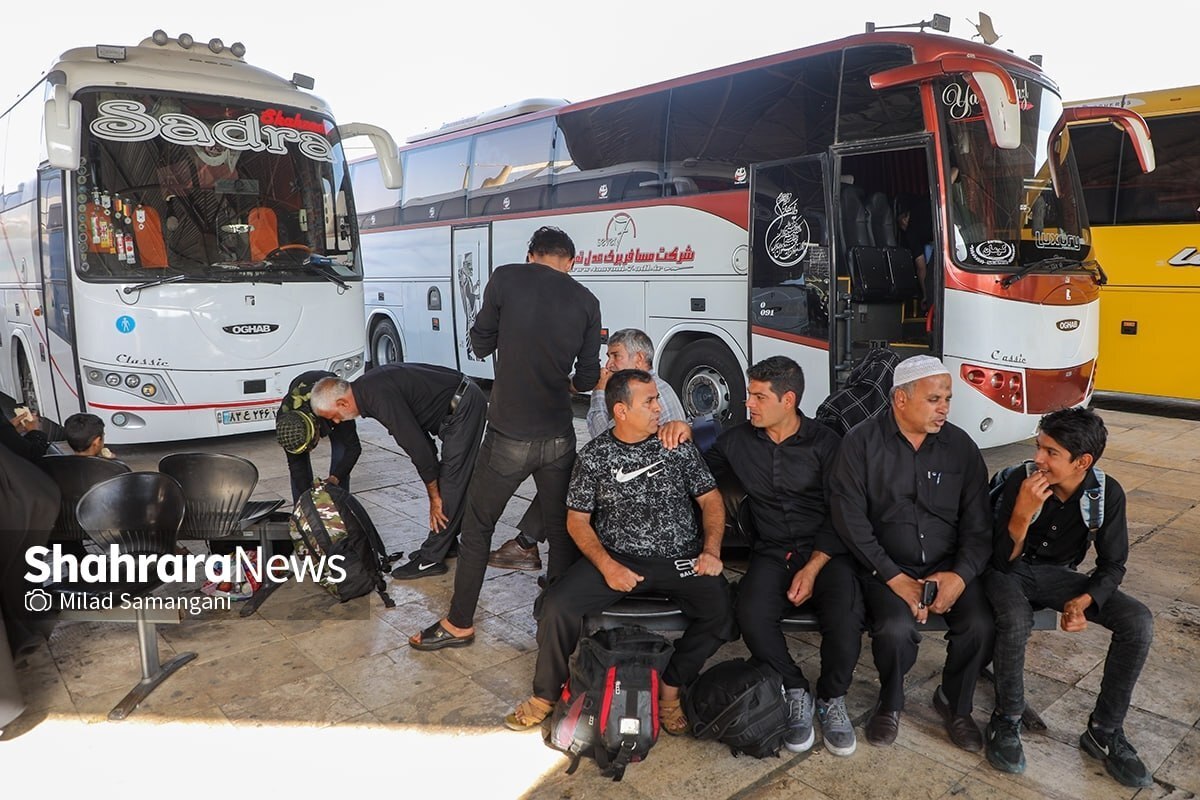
[248,206,280,261]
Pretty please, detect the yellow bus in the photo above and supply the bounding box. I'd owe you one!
[1068,86,1199,402]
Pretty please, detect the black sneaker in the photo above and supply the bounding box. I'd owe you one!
[1080,723,1153,788]
[390,559,448,580]
[985,713,1026,774]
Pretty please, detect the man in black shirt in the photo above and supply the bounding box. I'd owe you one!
[830,355,993,752]
[276,370,362,502]
[704,356,862,756]
[503,369,733,732]
[410,226,601,650]
[310,363,486,578]
[985,407,1153,788]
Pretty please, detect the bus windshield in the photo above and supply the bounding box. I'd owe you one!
[938,77,1091,272]
[73,90,360,282]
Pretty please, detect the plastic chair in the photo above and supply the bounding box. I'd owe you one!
[51,471,196,720]
[40,455,132,546]
[158,452,285,614]
[158,452,283,543]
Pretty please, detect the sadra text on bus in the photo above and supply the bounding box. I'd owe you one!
[0,30,402,443]
[349,20,1151,447]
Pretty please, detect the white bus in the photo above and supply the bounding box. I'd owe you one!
[0,30,400,443]
[349,30,1150,447]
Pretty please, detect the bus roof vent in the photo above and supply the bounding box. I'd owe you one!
[407,97,568,143]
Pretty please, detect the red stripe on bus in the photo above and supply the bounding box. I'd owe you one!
[87,397,283,412]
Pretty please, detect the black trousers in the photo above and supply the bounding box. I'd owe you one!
[862,573,994,715]
[410,382,487,564]
[448,428,577,629]
[532,552,736,701]
[736,552,864,698]
[286,433,354,502]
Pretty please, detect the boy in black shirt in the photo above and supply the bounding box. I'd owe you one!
[985,407,1153,787]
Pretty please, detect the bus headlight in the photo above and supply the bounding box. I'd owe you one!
[85,367,176,404]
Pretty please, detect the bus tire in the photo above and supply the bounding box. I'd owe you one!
[667,339,745,428]
[17,346,40,415]
[368,318,403,369]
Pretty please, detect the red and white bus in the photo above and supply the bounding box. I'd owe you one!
[349,30,1151,447]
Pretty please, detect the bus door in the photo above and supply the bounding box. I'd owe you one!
[37,168,81,422]
[450,224,494,379]
[748,155,835,413]
[831,142,937,391]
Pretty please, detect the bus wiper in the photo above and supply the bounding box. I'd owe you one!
[300,254,350,290]
[123,273,188,295]
[1000,256,1094,288]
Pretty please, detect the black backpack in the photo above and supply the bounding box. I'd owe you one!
[684,658,790,758]
[289,482,401,606]
[988,460,1106,565]
[544,625,674,781]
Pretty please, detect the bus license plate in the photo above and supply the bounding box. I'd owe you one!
[217,406,277,425]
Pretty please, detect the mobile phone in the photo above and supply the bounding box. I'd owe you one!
[921,580,939,607]
[13,405,32,423]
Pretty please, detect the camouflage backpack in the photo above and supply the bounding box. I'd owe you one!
[289,482,399,606]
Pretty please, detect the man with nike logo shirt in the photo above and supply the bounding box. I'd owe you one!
[504,369,735,734]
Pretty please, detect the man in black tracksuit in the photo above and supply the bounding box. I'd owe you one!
[277,370,361,502]
[310,363,486,578]
[410,225,601,651]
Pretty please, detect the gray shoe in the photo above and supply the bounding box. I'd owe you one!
[817,695,858,756]
[785,687,815,753]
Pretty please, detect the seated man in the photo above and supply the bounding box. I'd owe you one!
[830,355,993,752]
[985,407,1154,787]
[705,356,862,756]
[488,327,688,572]
[62,413,116,458]
[504,369,734,734]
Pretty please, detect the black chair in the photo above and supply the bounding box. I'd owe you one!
[50,471,196,720]
[40,455,132,550]
[158,453,285,615]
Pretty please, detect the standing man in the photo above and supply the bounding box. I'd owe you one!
[310,362,486,579]
[985,407,1154,787]
[488,327,687,571]
[705,356,863,756]
[410,226,601,650]
[503,369,734,732]
[830,355,993,752]
[276,369,362,502]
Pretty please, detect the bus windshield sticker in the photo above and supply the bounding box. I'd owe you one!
[766,192,811,268]
[968,240,1016,266]
[89,100,333,163]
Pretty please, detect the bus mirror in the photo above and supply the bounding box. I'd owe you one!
[44,84,82,169]
[870,55,1021,149]
[338,122,403,189]
[1060,106,1155,172]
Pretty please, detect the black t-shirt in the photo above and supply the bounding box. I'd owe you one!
[567,432,716,559]
[470,262,601,439]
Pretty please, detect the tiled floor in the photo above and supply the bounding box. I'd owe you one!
[4,400,1198,799]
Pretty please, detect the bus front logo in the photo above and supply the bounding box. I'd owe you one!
[1056,319,1081,332]
[223,324,279,335]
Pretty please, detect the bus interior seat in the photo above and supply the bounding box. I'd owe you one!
[132,205,169,268]
[248,206,280,261]
[842,185,892,302]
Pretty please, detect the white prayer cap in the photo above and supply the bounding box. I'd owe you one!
[892,355,951,388]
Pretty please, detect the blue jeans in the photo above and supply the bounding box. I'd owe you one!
[447,428,577,629]
[984,562,1153,729]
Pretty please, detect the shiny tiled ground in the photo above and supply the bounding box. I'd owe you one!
[4,399,1198,799]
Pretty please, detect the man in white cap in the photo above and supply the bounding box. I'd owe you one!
[829,354,993,753]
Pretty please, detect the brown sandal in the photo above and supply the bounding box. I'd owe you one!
[504,696,554,731]
[659,695,689,736]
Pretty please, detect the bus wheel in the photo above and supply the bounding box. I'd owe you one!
[17,347,40,415]
[668,340,745,428]
[369,318,402,369]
